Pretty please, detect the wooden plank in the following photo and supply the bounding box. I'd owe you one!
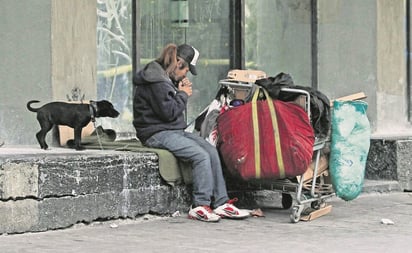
[330,92,367,106]
[300,204,332,221]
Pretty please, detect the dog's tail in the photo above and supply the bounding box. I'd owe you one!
[26,100,41,112]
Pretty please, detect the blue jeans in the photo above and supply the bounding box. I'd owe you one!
[144,130,229,208]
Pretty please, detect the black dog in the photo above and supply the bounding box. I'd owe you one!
[27,100,120,150]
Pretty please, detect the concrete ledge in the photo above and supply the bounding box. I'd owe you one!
[1,138,409,234]
[366,139,412,191]
[0,147,191,234]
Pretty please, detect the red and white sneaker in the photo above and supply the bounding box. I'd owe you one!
[188,205,221,222]
[214,198,250,219]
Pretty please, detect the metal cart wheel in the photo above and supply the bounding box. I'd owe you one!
[281,193,293,209]
[290,204,304,223]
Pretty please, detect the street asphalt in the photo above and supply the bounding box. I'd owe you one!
[0,191,410,253]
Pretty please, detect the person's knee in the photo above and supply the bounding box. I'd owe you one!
[192,148,210,162]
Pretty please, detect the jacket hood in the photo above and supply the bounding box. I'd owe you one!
[134,61,171,85]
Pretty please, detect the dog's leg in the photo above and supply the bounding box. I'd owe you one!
[36,121,53,150]
[73,127,85,150]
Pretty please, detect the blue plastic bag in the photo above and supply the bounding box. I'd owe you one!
[329,100,371,201]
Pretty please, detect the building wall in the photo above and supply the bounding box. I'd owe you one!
[375,0,410,137]
[0,0,96,145]
[0,0,411,145]
[317,0,378,129]
[0,0,52,144]
[252,0,412,136]
[318,0,412,137]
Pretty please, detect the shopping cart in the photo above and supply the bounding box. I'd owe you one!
[217,75,335,223]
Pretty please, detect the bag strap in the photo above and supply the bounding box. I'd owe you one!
[262,88,285,178]
[251,88,285,178]
[251,87,261,178]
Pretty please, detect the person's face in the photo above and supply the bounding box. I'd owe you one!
[171,59,190,82]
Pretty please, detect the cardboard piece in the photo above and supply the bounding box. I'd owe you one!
[57,101,95,146]
[219,70,267,100]
[58,123,94,146]
[297,154,329,183]
[226,69,267,83]
[292,95,306,109]
[300,204,332,221]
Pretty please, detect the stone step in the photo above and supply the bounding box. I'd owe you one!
[0,147,191,234]
[362,179,402,193]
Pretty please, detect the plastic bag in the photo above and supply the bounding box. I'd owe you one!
[329,100,371,201]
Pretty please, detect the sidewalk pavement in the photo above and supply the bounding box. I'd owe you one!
[0,191,411,253]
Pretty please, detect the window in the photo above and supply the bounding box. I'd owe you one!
[96,0,317,134]
[136,0,232,124]
[244,0,313,85]
[97,0,233,133]
[97,0,134,134]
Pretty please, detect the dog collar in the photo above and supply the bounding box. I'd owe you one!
[89,101,97,122]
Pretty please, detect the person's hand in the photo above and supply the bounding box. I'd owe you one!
[178,77,193,96]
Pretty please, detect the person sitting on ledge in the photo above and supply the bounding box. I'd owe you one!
[132,43,249,222]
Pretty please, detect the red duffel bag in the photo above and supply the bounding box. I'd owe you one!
[217,87,315,180]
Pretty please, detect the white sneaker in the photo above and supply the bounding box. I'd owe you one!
[188,205,221,222]
[214,198,250,219]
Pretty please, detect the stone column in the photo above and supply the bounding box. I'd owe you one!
[376,0,411,136]
[51,0,97,101]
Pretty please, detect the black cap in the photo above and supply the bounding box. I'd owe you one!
[177,44,199,75]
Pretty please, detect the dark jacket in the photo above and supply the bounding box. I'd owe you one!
[132,61,189,143]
